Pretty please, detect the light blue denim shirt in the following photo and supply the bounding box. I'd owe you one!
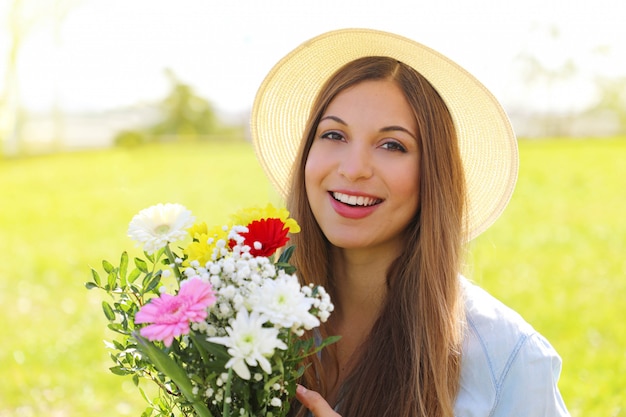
[309,277,570,416]
[455,277,570,417]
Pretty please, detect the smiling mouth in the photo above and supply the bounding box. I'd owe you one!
[331,192,382,207]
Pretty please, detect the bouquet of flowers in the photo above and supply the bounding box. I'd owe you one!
[86,203,337,417]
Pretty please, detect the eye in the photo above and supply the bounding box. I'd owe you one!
[380,140,407,153]
[320,131,345,142]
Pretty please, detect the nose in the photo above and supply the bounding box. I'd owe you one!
[337,142,373,181]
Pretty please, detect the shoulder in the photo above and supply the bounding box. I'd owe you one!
[461,276,536,357]
[455,277,570,417]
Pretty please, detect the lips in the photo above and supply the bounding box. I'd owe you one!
[328,191,381,219]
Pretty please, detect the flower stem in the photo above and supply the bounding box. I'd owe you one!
[164,245,182,281]
[223,368,233,417]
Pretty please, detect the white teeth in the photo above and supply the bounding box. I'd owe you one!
[332,192,380,207]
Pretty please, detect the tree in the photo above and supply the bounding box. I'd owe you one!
[149,69,219,140]
[515,25,579,136]
[587,76,626,134]
[0,0,79,157]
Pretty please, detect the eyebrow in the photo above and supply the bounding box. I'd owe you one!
[319,115,418,140]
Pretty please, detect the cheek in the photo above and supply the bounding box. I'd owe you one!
[304,144,327,191]
[304,157,320,203]
[394,160,421,211]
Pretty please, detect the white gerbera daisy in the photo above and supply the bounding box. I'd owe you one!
[208,309,287,380]
[127,203,195,254]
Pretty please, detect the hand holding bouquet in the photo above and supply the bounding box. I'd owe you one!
[87,203,336,417]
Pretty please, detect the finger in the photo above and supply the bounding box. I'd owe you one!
[296,384,341,417]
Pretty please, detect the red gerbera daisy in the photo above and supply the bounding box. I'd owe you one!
[230,218,290,257]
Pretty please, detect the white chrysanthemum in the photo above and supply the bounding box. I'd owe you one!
[127,203,195,254]
[208,309,287,380]
[250,272,320,330]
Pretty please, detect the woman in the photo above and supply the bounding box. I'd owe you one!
[251,29,569,417]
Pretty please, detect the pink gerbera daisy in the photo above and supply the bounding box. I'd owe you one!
[135,278,216,347]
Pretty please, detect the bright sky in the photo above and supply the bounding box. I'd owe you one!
[2,0,625,115]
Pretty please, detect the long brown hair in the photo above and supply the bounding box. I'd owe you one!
[288,57,466,417]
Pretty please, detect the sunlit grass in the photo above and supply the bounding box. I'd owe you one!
[468,138,626,417]
[0,142,274,416]
[1,138,624,416]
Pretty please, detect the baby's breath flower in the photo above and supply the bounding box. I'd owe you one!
[210,275,222,287]
[319,311,331,322]
[219,303,231,316]
[206,324,217,337]
[215,390,224,402]
[232,293,244,310]
[221,285,237,299]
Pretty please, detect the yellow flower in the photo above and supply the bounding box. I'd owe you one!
[183,223,228,266]
[230,204,300,233]
[188,222,208,240]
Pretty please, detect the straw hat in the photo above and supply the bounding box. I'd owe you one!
[251,28,518,241]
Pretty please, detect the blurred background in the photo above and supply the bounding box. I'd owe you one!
[2,0,626,153]
[1,0,625,416]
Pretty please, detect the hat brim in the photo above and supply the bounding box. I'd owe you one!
[251,28,518,241]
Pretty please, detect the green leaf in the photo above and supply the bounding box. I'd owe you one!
[91,268,101,286]
[191,337,231,369]
[144,250,155,263]
[85,281,99,290]
[134,334,213,417]
[128,268,142,284]
[107,323,130,335]
[102,301,116,321]
[277,245,295,264]
[109,365,130,376]
[112,339,126,351]
[276,245,297,274]
[102,259,115,273]
[306,335,341,357]
[188,333,210,364]
[141,272,154,290]
[135,257,149,273]
[144,271,162,293]
[107,270,117,290]
[119,251,129,288]
[275,262,296,274]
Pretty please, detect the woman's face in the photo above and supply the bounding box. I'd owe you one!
[305,79,421,253]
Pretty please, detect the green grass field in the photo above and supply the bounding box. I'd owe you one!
[1,139,624,416]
